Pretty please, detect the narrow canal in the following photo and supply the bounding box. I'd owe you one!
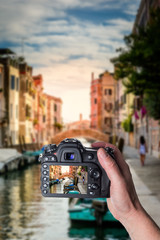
[0,139,129,240]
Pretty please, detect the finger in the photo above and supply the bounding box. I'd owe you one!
[104,143,130,177]
[92,141,106,148]
[97,148,123,183]
[92,142,130,179]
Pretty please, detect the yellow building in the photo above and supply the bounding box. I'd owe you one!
[19,63,35,144]
[115,79,134,145]
[8,64,20,144]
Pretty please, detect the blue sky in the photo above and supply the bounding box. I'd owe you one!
[0,0,141,122]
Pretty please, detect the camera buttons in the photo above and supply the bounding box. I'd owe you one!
[88,153,93,160]
[91,183,99,190]
[50,156,56,161]
[43,164,48,169]
[43,190,48,194]
[43,177,47,181]
[44,157,49,161]
[43,183,48,188]
[43,170,48,175]
[89,191,95,196]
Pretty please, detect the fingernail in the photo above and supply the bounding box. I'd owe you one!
[98,148,108,159]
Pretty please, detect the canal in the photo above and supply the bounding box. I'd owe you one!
[0,138,130,240]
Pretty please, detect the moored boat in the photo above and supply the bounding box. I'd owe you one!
[68,198,120,226]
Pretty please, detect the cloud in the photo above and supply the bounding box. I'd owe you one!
[0,0,140,121]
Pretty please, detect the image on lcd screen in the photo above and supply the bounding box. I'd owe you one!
[49,165,88,195]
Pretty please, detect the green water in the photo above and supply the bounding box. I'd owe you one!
[0,164,130,240]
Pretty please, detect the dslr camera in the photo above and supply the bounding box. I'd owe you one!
[39,138,114,198]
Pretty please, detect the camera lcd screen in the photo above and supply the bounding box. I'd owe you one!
[49,165,88,195]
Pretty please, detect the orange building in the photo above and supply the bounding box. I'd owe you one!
[90,71,116,134]
[33,74,44,145]
[90,73,102,130]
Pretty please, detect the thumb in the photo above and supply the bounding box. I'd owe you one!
[97,148,122,183]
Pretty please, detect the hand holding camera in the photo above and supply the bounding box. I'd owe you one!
[39,138,115,198]
[39,139,160,239]
[93,142,160,240]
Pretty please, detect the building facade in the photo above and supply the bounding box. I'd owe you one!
[0,64,6,146]
[19,63,35,144]
[0,50,20,145]
[115,79,134,146]
[90,71,116,135]
[33,74,45,145]
[0,48,63,148]
[132,0,160,155]
[53,96,63,135]
[100,71,116,134]
[90,73,102,130]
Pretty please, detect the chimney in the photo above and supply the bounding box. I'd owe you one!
[80,113,83,122]
[91,72,94,81]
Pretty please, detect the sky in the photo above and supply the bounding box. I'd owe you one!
[0,0,141,123]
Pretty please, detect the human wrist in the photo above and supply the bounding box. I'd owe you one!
[120,205,160,240]
[119,203,144,229]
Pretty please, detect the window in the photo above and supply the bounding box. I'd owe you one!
[115,100,119,111]
[0,100,1,118]
[94,98,97,104]
[104,103,113,112]
[54,117,57,123]
[109,89,112,95]
[54,104,57,112]
[109,103,112,110]
[26,80,28,91]
[104,117,112,126]
[104,89,112,95]
[11,76,15,89]
[123,94,126,104]
[104,117,108,124]
[10,104,13,118]
[26,104,31,117]
[16,78,19,91]
[43,115,46,122]
[16,105,18,119]
[0,73,2,88]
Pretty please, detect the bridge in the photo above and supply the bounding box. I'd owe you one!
[51,128,109,145]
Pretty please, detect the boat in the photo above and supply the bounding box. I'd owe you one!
[68,198,120,226]
[64,183,79,194]
[23,149,43,161]
[67,190,80,194]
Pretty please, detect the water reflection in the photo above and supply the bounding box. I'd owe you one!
[69,226,129,240]
[0,138,130,240]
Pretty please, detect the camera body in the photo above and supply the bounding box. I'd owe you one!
[39,138,115,198]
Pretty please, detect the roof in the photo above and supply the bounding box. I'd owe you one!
[43,93,63,103]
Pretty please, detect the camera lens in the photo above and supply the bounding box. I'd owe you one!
[90,169,100,179]
[65,153,75,160]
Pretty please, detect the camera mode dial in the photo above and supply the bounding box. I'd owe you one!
[105,147,115,159]
[44,144,57,153]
